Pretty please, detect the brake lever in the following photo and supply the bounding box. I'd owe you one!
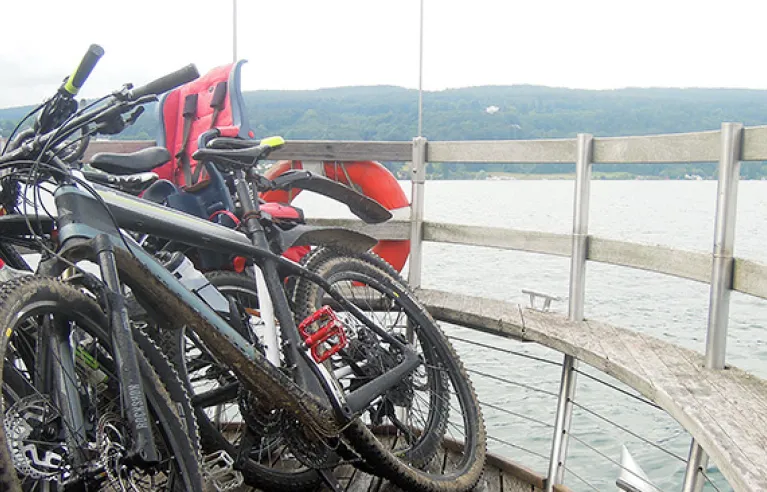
[111,83,133,101]
[125,106,145,126]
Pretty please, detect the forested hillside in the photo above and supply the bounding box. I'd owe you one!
[4,85,767,179]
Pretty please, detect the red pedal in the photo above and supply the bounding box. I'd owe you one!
[298,305,348,363]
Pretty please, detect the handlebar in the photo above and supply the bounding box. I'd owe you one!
[62,44,105,96]
[0,56,200,174]
[130,64,200,100]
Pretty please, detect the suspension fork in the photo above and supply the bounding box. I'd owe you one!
[48,315,88,469]
[93,234,158,465]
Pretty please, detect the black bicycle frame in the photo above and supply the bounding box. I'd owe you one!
[48,178,421,432]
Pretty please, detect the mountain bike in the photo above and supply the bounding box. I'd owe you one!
[0,46,204,491]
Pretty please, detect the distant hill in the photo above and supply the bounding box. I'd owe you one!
[4,85,767,178]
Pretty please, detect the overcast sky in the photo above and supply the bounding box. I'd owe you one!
[2,0,767,107]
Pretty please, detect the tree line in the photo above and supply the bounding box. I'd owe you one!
[3,84,767,179]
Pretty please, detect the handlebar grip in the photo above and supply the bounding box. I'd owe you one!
[130,64,200,100]
[63,44,105,96]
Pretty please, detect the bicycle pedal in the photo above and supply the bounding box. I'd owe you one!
[298,305,348,363]
[201,450,244,492]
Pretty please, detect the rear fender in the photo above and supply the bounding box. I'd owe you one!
[271,170,392,224]
[277,224,375,255]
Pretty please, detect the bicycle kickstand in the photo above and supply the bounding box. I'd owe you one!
[319,468,344,492]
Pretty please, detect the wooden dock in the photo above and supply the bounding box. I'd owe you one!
[417,288,767,492]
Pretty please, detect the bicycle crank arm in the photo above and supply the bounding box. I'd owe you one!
[345,349,421,415]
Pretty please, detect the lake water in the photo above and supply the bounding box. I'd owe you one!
[294,180,767,491]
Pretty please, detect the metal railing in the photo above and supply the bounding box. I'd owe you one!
[446,331,703,491]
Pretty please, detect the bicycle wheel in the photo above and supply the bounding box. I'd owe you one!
[0,276,203,491]
[155,271,322,492]
[293,254,486,492]
[0,242,29,271]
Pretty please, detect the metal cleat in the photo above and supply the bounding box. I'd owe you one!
[202,450,244,492]
[521,289,564,312]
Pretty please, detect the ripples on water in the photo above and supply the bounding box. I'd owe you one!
[296,180,767,491]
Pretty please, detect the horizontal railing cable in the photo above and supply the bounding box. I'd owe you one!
[480,400,554,429]
[574,368,661,409]
[486,434,550,461]
[448,335,562,366]
[562,465,602,492]
[701,468,724,492]
[570,401,686,462]
[567,432,666,492]
[466,368,559,397]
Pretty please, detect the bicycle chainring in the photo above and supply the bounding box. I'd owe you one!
[237,386,281,439]
[281,417,334,468]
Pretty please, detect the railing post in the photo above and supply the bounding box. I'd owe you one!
[408,137,427,289]
[706,121,742,369]
[546,133,593,491]
[681,121,743,492]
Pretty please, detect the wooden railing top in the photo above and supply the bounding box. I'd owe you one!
[307,218,767,302]
[85,124,767,165]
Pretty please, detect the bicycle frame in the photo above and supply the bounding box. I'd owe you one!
[44,179,421,439]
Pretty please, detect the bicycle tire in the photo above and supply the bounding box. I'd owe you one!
[0,276,204,491]
[0,241,29,271]
[293,255,486,492]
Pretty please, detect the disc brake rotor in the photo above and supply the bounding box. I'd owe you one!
[5,394,69,481]
[97,413,158,490]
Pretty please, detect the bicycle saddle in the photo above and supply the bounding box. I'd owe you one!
[90,146,171,175]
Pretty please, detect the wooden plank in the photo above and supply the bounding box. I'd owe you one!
[345,470,382,492]
[306,218,411,241]
[480,467,503,492]
[500,471,535,491]
[551,485,574,492]
[416,288,767,492]
[303,221,767,304]
[593,129,720,163]
[376,483,403,492]
[420,288,527,341]
[650,343,767,486]
[269,141,412,162]
[486,455,544,490]
[733,258,767,300]
[742,125,767,161]
[588,237,712,284]
[333,463,355,481]
[84,126,767,169]
[423,222,571,257]
[428,139,576,164]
